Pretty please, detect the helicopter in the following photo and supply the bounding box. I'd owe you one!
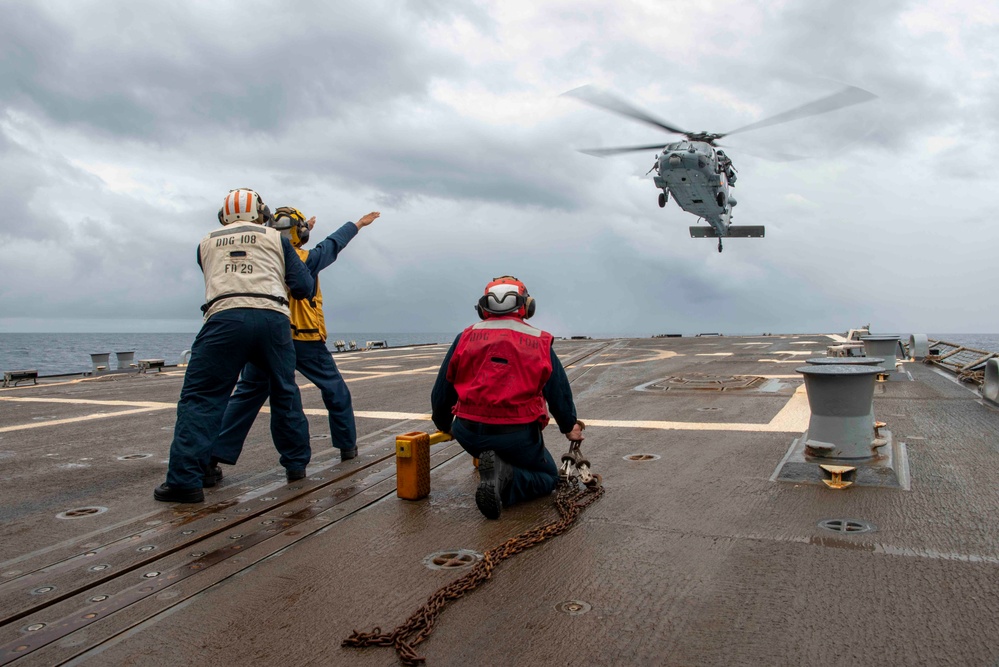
[565,85,877,252]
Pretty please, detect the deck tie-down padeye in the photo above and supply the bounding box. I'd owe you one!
[345,426,604,666]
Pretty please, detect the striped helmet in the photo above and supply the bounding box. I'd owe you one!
[218,188,272,226]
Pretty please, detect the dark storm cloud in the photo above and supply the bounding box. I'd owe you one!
[571,0,964,158]
[276,116,598,210]
[0,1,462,141]
[0,130,86,240]
[3,0,999,334]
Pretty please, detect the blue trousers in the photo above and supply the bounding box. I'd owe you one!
[451,420,559,507]
[212,339,356,465]
[166,309,310,490]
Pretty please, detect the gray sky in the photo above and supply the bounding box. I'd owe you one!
[1,0,997,336]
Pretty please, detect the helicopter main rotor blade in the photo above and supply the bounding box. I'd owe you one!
[720,85,877,138]
[578,144,668,157]
[563,85,691,137]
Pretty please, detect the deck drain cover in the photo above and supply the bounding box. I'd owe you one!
[818,518,876,534]
[117,454,152,460]
[56,507,108,519]
[310,434,329,440]
[555,600,591,616]
[423,549,482,570]
[651,374,765,391]
[697,407,722,412]
[623,454,660,462]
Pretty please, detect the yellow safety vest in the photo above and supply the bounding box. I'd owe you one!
[288,247,327,342]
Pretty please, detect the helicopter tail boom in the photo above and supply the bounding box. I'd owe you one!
[689,225,765,239]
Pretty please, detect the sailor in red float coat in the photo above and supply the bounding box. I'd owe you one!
[448,316,554,427]
[431,276,584,520]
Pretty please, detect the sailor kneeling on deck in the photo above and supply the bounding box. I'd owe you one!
[431,276,584,520]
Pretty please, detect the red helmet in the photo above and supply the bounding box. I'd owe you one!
[476,275,535,320]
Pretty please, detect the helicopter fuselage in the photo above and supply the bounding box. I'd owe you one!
[653,141,733,234]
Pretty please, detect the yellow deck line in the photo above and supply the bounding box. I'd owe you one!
[0,367,810,434]
[0,397,174,408]
[0,407,168,433]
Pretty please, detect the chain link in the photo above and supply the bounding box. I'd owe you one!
[342,464,604,666]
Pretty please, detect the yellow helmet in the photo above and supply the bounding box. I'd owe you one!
[269,206,310,247]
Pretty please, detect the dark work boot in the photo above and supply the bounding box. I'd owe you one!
[286,468,307,482]
[475,451,512,520]
[154,483,204,503]
[340,446,358,461]
[202,463,224,488]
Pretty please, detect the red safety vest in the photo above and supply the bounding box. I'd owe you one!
[447,317,553,426]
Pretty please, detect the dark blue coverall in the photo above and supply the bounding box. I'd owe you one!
[430,334,578,506]
[210,222,359,465]
[164,236,314,492]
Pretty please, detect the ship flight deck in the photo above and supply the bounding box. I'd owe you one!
[0,334,997,666]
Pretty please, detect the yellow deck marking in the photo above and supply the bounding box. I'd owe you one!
[586,384,810,432]
[335,352,445,363]
[343,410,431,420]
[0,407,168,433]
[0,397,174,408]
[568,348,678,369]
[0,354,809,433]
[695,353,733,357]
[339,366,439,383]
[299,365,440,389]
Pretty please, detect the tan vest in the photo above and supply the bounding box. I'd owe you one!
[199,224,289,319]
[289,247,327,341]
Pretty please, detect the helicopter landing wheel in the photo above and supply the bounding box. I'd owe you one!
[658,192,667,208]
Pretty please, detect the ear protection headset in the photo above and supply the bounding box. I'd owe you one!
[269,206,310,247]
[475,275,536,320]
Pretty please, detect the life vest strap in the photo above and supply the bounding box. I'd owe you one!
[201,292,289,314]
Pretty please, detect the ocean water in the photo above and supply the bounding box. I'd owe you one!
[1,331,997,377]
[0,332,456,377]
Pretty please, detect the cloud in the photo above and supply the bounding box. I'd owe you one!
[1,0,999,336]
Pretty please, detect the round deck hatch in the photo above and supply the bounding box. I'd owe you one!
[423,549,482,570]
[818,518,876,534]
[555,600,591,616]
